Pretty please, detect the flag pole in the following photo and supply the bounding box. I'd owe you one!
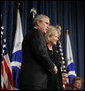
[16,2,20,29]
[66,29,69,36]
[17,2,20,9]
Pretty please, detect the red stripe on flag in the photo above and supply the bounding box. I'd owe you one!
[3,83,7,90]
[1,86,3,90]
[1,76,8,90]
[3,57,13,87]
[1,61,4,76]
[1,60,4,89]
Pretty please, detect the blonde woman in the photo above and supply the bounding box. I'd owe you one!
[45,25,63,90]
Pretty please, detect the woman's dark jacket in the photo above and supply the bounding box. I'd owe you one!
[47,48,63,90]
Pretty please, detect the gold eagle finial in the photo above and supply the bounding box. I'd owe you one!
[56,25,61,31]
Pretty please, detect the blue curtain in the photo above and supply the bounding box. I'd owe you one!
[1,1,84,90]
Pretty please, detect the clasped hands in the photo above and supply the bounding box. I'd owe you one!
[53,63,58,74]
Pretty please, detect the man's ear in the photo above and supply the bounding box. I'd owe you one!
[36,20,40,26]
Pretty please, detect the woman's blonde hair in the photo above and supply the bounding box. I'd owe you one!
[45,25,61,43]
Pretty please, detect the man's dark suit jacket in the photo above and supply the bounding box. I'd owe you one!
[19,28,54,90]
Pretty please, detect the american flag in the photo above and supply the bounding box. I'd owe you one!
[1,25,13,90]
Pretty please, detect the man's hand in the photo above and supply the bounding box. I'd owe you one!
[53,64,58,74]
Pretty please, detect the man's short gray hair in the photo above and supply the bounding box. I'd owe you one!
[33,14,50,26]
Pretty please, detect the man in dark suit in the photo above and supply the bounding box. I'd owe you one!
[61,71,72,90]
[19,14,58,90]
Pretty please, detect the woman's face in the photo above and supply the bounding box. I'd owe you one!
[73,80,82,90]
[49,33,59,45]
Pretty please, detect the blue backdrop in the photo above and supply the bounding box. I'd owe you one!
[1,1,84,90]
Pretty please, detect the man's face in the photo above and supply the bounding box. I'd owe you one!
[62,73,69,85]
[73,80,82,90]
[37,17,50,34]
